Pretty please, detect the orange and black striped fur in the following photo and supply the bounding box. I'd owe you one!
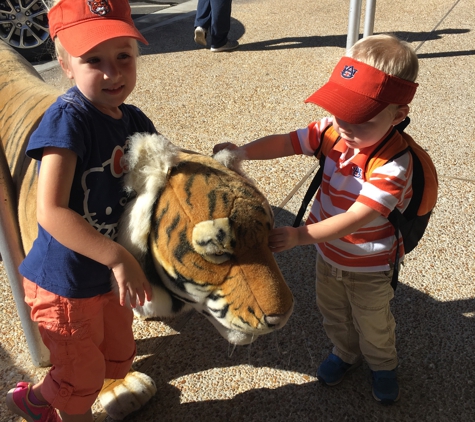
[119,133,293,345]
[0,41,60,254]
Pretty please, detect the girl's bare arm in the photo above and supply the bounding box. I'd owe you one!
[37,146,152,307]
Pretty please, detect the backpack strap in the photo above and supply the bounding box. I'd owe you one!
[364,125,409,180]
[292,124,340,227]
[365,121,414,289]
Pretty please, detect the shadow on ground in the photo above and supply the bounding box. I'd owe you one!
[139,14,472,59]
[119,207,475,422]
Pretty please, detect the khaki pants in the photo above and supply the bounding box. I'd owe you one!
[315,253,398,371]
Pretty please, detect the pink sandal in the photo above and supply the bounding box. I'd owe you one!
[6,381,62,422]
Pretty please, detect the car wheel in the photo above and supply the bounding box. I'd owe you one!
[0,0,53,62]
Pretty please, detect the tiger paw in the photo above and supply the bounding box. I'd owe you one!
[98,371,157,420]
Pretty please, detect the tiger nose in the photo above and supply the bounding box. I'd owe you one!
[264,306,293,328]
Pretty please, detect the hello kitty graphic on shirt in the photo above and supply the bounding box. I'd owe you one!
[80,144,128,240]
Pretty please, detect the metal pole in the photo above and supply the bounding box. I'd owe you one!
[346,0,362,51]
[347,0,377,51]
[363,0,377,37]
[0,147,50,367]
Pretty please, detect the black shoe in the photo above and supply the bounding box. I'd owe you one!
[210,40,239,52]
[317,353,361,386]
[372,369,400,404]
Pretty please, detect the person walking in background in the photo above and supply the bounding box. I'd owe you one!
[194,0,239,52]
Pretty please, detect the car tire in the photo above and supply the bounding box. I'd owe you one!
[0,0,53,62]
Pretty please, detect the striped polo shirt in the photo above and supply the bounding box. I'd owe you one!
[290,117,413,272]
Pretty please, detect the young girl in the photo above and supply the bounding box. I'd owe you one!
[6,1,156,421]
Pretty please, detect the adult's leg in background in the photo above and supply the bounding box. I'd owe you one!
[195,0,212,29]
[209,0,232,48]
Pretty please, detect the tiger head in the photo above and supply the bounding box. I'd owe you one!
[118,133,294,345]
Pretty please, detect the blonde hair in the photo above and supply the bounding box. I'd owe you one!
[53,37,67,62]
[46,0,64,60]
[347,34,418,82]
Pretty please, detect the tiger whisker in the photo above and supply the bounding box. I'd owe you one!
[302,329,315,367]
[227,341,237,358]
[273,330,282,356]
[247,334,255,364]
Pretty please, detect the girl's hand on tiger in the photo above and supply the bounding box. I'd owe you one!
[268,226,299,253]
[112,252,153,308]
[213,142,238,154]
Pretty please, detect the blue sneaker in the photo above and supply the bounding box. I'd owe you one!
[317,353,361,386]
[372,369,400,404]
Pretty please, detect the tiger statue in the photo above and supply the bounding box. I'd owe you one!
[119,132,293,345]
[0,42,293,420]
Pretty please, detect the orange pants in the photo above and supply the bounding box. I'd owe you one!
[23,278,136,415]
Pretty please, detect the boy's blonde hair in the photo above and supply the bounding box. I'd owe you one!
[347,34,418,82]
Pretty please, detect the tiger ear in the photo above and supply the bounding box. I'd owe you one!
[123,133,180,194]
[192,218,234,264]
[212,148,246,177]
[119,133,181,256]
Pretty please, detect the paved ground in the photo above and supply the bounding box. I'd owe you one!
[1,0,474,421]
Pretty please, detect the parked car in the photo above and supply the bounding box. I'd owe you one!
[0,0,52,62]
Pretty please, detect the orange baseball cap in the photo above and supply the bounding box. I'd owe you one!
[305,57,418,124]
[48,0,148,57]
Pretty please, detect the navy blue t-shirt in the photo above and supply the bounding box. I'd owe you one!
[19,86,157,298]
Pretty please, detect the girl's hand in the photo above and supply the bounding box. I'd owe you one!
[268,226,300,253]
[112,251,153,308]
[213,142,238,154]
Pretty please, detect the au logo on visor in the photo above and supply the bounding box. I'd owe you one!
[341,65,358,79]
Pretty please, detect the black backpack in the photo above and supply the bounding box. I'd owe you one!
[292,118,438,289]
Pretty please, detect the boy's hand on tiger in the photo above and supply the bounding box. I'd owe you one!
[268,226,299,253]
[213,142,238,154]
[112,252,153,308]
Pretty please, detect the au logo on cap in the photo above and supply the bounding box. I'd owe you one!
[341,65,358,79]
[88,0,111,16]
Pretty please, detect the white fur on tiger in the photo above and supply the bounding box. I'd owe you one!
[98,371,157,420]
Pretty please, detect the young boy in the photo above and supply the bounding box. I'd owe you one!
[214,34,419,404]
